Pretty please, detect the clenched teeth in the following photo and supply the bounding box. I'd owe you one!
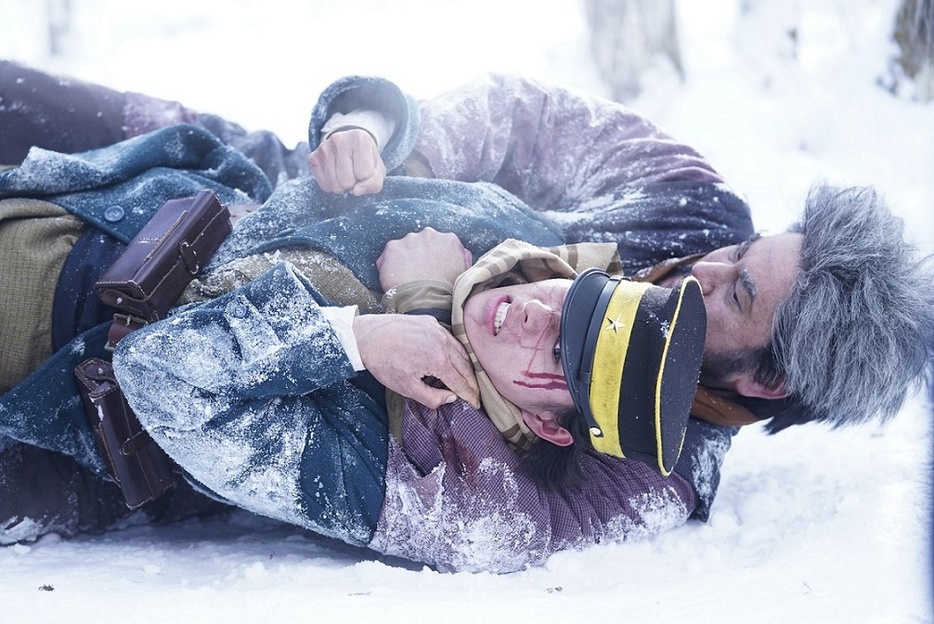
[494,302,509,335]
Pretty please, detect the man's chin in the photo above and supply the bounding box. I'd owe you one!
[698,375,732,393]
[699,358,738,392]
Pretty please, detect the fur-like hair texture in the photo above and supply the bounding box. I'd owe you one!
[765,184,934,432]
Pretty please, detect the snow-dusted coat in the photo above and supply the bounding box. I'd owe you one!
[113,75,753,572]
[311,74,753,521]
[2,74,753,571]
[0,117,563,479]
[0,124,273,474]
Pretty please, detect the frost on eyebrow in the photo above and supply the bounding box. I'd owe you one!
[739,267,759,301]
[737,232,762,259]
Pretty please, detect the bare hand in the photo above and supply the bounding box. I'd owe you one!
[308,128,386,196]
[353,313,480,409]
[376,227,473,292]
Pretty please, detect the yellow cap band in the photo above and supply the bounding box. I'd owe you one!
[589,281,650,456]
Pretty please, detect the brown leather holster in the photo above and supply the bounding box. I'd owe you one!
[75,190,231,509]
[74,358,176,509]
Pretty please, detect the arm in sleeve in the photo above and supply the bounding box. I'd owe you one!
[306,75,752,268]
[111,262,387,540]
[308,74,730,213]
[409,73,727,211]
[114,261,355,409]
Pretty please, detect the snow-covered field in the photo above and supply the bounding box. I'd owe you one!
[1,0,932,621]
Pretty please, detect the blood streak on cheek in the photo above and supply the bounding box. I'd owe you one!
[513,371,568,391]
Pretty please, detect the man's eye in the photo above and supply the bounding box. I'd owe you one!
[553,343,562,363]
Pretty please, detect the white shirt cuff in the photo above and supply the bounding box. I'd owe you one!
[321,305,365,371]
[320,110,396,150]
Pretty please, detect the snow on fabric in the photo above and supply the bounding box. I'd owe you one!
[0,0,931,621]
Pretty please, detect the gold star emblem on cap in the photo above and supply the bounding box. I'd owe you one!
[605,315,624,333]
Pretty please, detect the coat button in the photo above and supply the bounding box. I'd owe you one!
[103,206,125,222]
[230,304,249,318]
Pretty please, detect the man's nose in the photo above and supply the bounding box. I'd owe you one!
[522,300,558,331]
[690,261,731,296]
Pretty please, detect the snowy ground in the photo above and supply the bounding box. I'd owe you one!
[1,0,932,622]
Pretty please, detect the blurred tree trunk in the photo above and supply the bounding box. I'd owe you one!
[891,0,933,101]
[48,0,72,56]
[584,0,683,102]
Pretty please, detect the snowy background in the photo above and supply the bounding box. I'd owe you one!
[1,0,933,621]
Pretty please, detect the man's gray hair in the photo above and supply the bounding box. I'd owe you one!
[768,184,934,430]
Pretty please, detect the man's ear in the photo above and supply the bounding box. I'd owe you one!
[734,375,789,400]
[521,411,573,447]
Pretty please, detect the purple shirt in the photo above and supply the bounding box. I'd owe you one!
[370,399,695,573]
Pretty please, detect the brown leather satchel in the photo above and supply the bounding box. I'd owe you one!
[75,358,177,509]
[95,189,231,323]
[75,190,232,508]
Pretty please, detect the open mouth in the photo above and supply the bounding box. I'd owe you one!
[493,301,510,335]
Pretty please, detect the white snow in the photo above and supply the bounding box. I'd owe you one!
[1,0,932,621]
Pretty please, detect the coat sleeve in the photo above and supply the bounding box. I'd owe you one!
[308,75,420,174]
[112,262,387,544]
[305,75,753,271]
[408,74,727,211]
[409,74,754,272]
[114,262,355,403]
[306,74,725,212]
